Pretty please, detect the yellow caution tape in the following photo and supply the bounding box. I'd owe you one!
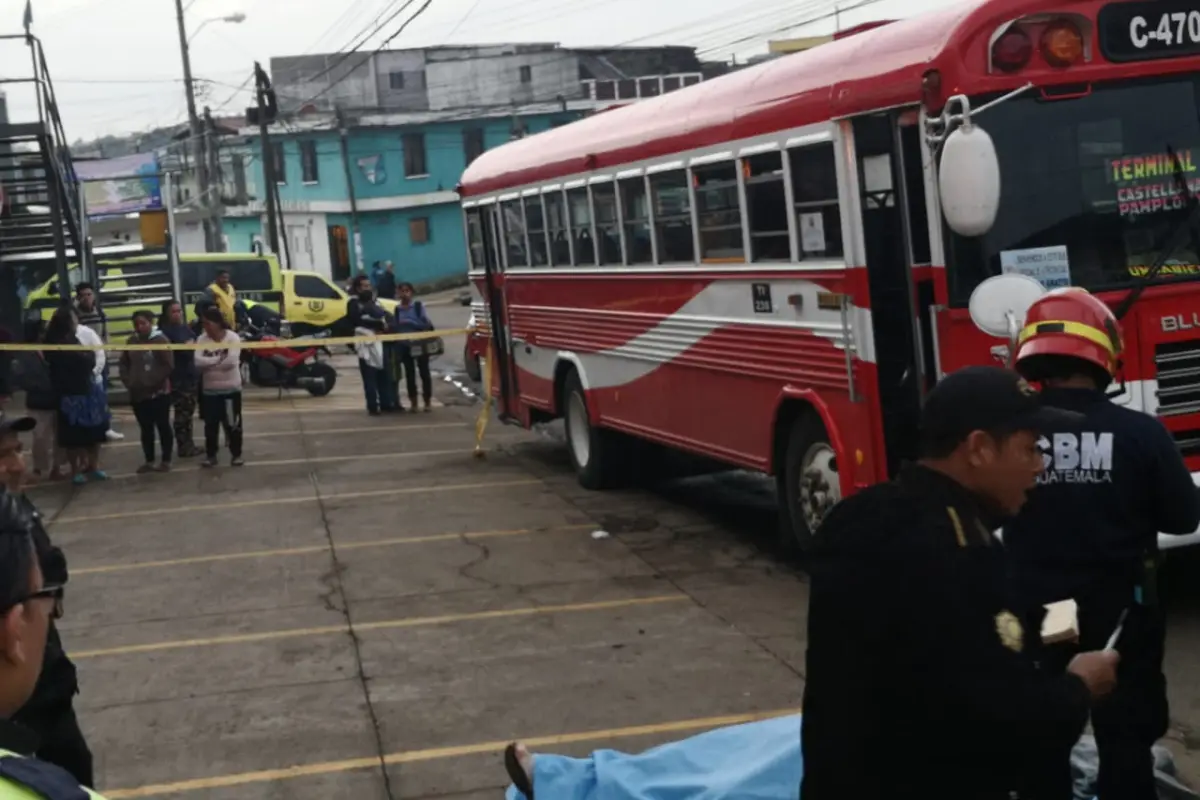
[473,339,494,459]
[0,329,470,352]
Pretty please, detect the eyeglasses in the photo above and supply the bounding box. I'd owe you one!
[5,584,64,620]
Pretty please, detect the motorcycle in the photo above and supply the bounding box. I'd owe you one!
[239,312,338,397]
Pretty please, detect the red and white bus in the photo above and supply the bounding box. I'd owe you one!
[458,0,1200,551]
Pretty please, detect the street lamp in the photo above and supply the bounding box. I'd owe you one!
[187,12,246,45]
[174,3,245,252]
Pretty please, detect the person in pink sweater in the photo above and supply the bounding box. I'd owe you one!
[193,308,244,467]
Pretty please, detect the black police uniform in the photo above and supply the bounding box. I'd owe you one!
[800,368,1091,799]
[1004,386,1200,799]
[6,493,92,788]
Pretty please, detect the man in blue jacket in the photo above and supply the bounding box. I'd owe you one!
[1006,288,1200,799]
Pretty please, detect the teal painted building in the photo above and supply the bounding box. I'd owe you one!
[223,110,582,287]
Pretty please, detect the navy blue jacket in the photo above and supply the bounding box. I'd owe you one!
[1004,388,1200,595]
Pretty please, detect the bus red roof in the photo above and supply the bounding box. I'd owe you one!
[459,0,1036,196]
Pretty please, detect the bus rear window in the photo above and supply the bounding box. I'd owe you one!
[946,76,1200,305]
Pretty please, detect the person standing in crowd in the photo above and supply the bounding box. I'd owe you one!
[194,308,243,468]
[203,269,238,329]
[1004,288,1200,800]
[0,413,94,789]
[12,319,63,483]
[118,310,174,474]
[800,366,1120,800]
[393,282,435,412]
[347,285,395,415]
[373,260,397,301]
[42,309,106,486]
[71,284,105,342]
[73,282,123,443]
[159,301,200,458]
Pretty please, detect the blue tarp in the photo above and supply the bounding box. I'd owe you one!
[504,714,1198,800]
[504,715,801,800]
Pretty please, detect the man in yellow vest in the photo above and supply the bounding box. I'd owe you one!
[0,487,106,798]
[203,269,238,328]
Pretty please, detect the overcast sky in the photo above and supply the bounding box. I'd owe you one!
[2,0,959,141]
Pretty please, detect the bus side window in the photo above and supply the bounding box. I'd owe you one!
[566,186,594,266]
[500,199,528,268]
[693,162,743,261]
[466,210,484,270]
[787,143,843,261]
[544,191,571,267]
[619,177,652,265]
[523,195,549,267]
[649,170,694,264]
[591,182,620,266]
[744,152,790,262]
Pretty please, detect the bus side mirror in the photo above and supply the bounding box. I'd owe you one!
[938,123,1001,237]
[968,273,1046,365]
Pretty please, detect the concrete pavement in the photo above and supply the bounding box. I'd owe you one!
[27,364,807,798]
[22,338,1200,796]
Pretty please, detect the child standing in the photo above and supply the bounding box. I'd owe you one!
[193,307,244,467]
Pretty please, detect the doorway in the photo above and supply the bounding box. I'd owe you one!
[851,111,932,476]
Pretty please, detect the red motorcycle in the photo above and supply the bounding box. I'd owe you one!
[239,316,337,397]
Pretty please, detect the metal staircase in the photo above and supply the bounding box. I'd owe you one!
[0,34,85,332]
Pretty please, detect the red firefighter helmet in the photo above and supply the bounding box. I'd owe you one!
[1014,287,1122,379]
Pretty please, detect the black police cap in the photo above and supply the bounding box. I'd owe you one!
[920,366,1082,445]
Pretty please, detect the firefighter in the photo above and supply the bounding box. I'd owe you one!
[1006,287,1200,799]
[800,365,1118,799]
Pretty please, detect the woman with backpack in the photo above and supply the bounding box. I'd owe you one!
[393,282,435,412]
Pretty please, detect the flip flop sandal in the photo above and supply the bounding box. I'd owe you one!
[503,743,534,800]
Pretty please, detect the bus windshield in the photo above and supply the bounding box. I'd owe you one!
[945,75,1200,306]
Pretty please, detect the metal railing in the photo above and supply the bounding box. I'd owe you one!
[0,34,84,262]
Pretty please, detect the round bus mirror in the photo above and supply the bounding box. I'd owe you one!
[938,123,1001,237]
[968,273,1046,340]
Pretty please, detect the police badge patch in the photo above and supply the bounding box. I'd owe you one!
[995,610,1024,652]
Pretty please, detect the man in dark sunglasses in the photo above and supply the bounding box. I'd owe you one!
[0,492,107,798]
[0,414,93,788]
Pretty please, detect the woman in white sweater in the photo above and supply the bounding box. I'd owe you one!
[193,307,244,467]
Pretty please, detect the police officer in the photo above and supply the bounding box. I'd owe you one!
[1005,288,1200,799]
[0,489,107,798]
[801,366,1119,799]
[0,415,92,787]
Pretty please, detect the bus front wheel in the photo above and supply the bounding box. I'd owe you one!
[562,370,622,490]
[778,413,841,553]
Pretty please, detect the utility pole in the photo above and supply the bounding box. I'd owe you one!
[203,106,225,251]
[174,0,214,251]
[252,61,280,256]
[335,108,364,273]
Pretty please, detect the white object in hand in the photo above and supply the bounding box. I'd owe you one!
[1041,599,1080,645]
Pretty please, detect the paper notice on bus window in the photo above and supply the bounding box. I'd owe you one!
[999,245,1072,289]
[800,212,826,254]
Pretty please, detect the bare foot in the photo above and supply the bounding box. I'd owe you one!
[514,743,533,780]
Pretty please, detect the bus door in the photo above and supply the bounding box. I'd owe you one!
[851,110,935,477]
[475,203,520,421]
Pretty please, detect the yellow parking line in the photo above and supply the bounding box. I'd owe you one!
[103,707,799,798]
[98,448,467,480]
[72,524,593,575]
[105,423,467,448]
[73,595,688,659]
[52,479,540,525]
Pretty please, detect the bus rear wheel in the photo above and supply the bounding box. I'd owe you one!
[562,369,622,490]
[778,413,841,553]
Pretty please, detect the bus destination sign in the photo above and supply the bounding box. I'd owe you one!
[1098,1,1200,62]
